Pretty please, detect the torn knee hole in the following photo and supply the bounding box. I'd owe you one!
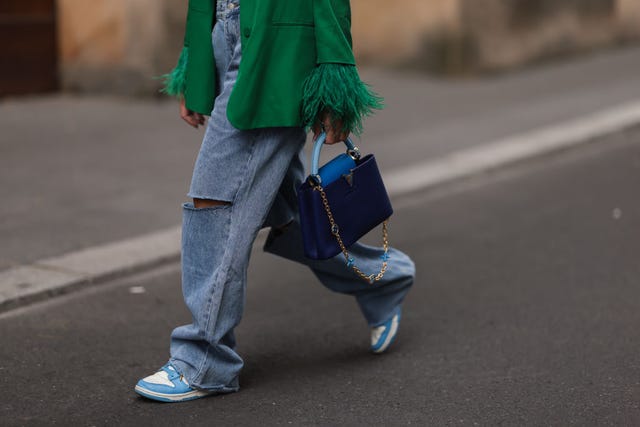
[193,198,232,209]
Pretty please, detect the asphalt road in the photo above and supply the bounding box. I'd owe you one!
[1,130,639,426]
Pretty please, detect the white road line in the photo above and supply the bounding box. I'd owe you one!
[2,100,640,311]
[385,100,640,196]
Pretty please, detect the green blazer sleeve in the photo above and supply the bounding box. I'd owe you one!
[301,0,383,135]
[183,0,217,115]
[313,0,355,65]
[161,0,217,116]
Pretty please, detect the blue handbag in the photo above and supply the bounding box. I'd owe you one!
[297,133,393,282]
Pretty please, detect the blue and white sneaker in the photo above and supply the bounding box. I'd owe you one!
[135,363,213,403]
[370,311,401,354]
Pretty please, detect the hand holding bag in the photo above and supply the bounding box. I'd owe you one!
[297,133,393,283]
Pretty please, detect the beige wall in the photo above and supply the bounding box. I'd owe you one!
[352,0,639,72]
[351,0,461,63]
[458,0,620,71]
[57,0,186,93]
[617,0,640,35]
[58,0,127,64]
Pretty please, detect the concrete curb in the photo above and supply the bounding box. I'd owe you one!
[2,100,640,313]
[0,227,181,312]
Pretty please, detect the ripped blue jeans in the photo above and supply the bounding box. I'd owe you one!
[169,0,415,391]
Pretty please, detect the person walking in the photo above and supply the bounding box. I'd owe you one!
[134,0,415,403]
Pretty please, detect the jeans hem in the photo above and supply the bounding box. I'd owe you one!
[170,358,240,392]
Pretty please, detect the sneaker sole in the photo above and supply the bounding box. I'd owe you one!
[134,385,213,403]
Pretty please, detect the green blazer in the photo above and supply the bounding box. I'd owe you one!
[180,0,356,130]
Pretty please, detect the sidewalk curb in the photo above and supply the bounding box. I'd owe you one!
[2,100,640,313]
[0,227,181,312]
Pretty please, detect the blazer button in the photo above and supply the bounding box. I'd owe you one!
[243,27,251,38]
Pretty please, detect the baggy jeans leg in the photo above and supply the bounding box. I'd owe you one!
[170,202,241,392]
[265,219,415,326]
[170,127,306,391]
[263,151,415,327]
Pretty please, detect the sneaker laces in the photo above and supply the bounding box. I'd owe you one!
[161,363,188,385]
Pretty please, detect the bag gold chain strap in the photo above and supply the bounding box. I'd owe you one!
[313,183,390,283]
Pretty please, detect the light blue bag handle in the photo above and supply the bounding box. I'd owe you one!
[310,133,361,185]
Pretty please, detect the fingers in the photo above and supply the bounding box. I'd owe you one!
[324,129,350,144]
[181,114,198,128]
[321,118,349,145]
[324,131,339,145]
[312,123,322,141]
[179,98,205,129]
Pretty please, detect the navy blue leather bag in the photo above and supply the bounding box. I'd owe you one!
[297,134,393,282]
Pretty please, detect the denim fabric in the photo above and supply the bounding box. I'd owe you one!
[170,1,415,392]
[216,0,239,20]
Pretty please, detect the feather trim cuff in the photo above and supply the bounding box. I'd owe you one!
[160,47,188,97]
[301,64,383,135]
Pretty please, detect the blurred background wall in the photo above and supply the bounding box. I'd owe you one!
[351,0,640,73]
[57,0,186,95]
[1,0,639,97]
